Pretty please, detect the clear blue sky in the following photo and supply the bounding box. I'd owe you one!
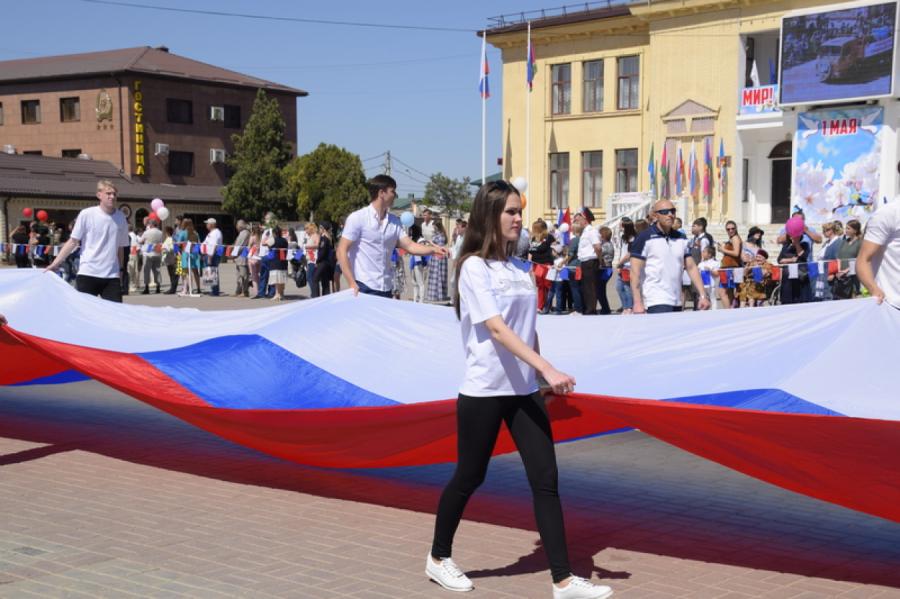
[1,0,538,196]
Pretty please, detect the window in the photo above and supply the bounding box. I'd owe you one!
[583,60,604,112]
[224,104,241,129]
[551,64,571,115]
[21,100,40,124]
[549,153,569,210]
[168,151,194,176]
[582,151,603,208]
[616,56,640,110]
[615,149,638,193]
[61,149,82,158]
[166,98,193,124]
[23,150,43,156]
[60,97,80,122]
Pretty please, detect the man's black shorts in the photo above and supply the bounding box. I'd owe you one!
[75,275,123,303]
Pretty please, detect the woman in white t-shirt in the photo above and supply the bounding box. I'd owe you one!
[426,181,613,599]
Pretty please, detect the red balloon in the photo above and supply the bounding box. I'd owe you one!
[22,207,33,218]
[36,210,49,222]
[148,212,159,222]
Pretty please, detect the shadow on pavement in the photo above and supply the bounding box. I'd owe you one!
[1,390,898,588]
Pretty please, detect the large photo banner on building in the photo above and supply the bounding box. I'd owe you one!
[793,106,882,224]
[780,1,897,105]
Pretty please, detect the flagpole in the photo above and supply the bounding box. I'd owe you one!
[525,21,532,224]
[481,31,487,186]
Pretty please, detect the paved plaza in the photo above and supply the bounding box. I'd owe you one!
[1,265,899,598]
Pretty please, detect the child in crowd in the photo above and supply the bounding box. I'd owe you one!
[697,245,720,310]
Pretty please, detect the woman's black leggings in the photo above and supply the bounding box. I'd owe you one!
[431,392,570,583]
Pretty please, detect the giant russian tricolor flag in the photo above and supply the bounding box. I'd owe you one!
[1,270,899,523]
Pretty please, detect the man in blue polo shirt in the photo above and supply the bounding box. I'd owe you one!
[630,200,711,314]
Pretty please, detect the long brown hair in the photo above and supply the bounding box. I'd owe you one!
[453,181,520,318]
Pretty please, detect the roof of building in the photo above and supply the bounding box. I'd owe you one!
[0,153,224,204]
[482,2,632,36]
[0,46,308,96]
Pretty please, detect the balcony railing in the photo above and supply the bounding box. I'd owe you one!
[487,1,631,28]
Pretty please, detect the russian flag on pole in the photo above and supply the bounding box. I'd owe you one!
[479,42,490,99]
[556,208,571,245]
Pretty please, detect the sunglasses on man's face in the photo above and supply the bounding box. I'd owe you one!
[655,208,676,216]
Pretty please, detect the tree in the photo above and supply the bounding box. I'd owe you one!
[285,143,367,222]
[423,172,472,216]
[222,89,295,221]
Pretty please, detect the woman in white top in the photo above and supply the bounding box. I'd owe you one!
[426,181,613,599]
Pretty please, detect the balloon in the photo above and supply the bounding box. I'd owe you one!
[22,207,33,218]
[785,216,805,238]
[36,210,49,222]
[148,211,159,223]
[558,223,570,233]
[520,194,527,211]
[400,211,415,228]
[156,206,170,221]
[512,176,528,193]
[151,198,165,211]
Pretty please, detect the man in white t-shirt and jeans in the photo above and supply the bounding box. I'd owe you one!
[858,199,900,307]
[46,180,130,302]
[337,175,446,297]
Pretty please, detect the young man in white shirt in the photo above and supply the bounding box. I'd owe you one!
[202,218,224,296]
[46,180,130,302]
[337,175,446,297]
[858,199,900,306]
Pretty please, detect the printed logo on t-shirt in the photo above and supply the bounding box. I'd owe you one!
[495,277,534,294]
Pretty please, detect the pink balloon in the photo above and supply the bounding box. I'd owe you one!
[151,198,165,211]
[785,216,805,238]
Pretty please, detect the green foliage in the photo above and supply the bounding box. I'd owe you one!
[423,172,472,216]
[222,89,296,221]
[285,143,367,222]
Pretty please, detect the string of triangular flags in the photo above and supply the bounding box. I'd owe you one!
[0,242,299,261]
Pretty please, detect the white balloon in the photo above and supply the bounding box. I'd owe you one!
[558,223,570,233]
[511,176,528,193]
[156,206,170,220]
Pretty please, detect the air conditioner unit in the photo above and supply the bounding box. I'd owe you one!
[209,148,226,164]
[209,106,224,121]
[154,143,169,156]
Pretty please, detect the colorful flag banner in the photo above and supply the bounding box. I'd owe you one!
[479,39,490,99]
[526,31,536,91]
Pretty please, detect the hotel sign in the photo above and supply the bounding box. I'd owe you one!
[133,80,145,176]
[739,84,781,115]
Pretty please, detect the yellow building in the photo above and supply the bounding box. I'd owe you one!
[486,0,900,228]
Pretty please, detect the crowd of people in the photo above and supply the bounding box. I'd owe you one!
[519,206,869,314]
[2,180,890,314]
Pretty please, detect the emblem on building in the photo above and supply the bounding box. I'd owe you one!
[96,89,113,122]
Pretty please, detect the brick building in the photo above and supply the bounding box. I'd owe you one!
[0,46,306,186]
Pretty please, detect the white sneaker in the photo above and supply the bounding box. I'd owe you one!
[425,554,473,592]
[552,576,613,599]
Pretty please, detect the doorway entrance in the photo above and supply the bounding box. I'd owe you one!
[768,141,793,223]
